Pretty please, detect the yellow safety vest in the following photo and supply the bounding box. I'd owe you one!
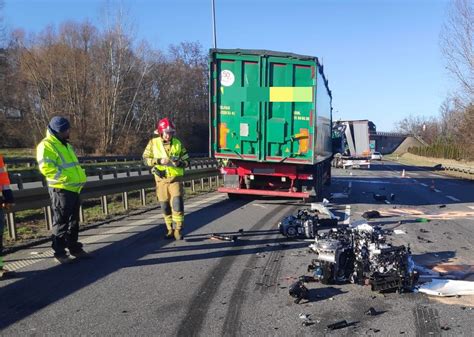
[143,137,189,178]
[36,130,87,193]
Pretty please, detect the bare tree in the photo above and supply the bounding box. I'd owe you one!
[440,0,474,101]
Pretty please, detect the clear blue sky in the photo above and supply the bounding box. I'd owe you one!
[4,0,454,131]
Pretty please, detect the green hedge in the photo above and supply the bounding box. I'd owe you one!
[408,142,469,160]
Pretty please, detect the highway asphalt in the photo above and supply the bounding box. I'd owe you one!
[1,161,473,336]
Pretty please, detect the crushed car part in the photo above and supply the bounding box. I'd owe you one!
[308,223,418,292]
[289,280,309,304]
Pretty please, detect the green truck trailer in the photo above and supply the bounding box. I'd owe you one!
[209,49,333,199]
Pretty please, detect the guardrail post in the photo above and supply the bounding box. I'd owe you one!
[44,206,53,231]
[14,173,23,190]
[137,164,143,176]
[123,192,129,210]
[97,167,103,180]
[125,166,131,177]
[140,189,146,206]
[216,175,220,187]
[113,166,118,179]
[101,195,109,215]
[6,212,16,240]
[79,205,85,223]
[201,178,205,191]
[191,179,195,192]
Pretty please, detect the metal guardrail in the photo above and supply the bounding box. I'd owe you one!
[7,158,217,188]
[442,164,474,175]
[4,153,210,167]
[4,160,220,241]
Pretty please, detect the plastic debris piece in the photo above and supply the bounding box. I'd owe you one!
[365,307,377,316]
[209,234,237,242]
[416,218,431,223]
[417,279,474,297]
[327,320,349,330]
[394,229,406,235]
[362,210,381,219]
[289,280,309,304]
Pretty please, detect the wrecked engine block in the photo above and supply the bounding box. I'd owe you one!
[308,224,418,292]
[278,209,320,238]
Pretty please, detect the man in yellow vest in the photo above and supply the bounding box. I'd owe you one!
[36,116,88,263]
[143,118,189,240]
[0,154,15,279]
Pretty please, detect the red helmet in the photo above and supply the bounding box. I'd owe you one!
[156,118,176,135]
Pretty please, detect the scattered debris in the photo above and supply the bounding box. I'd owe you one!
[327,320,350,330]
[417,236,433,244]
[393,229,406,235]
[372,193,395,203]
[209,234,238,242]
[289,280,309,304]
[439,205,446,208]
[362,210,381,220]
[365,307,381,316]
[417,279,474,297]
[416,218,431,223]
[419,229,430,233]
[299,275,317,283]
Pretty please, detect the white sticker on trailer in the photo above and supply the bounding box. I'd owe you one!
[220,70,235,87]
[240,123,249,137]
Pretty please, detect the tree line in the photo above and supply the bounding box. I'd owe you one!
[0,13,209,155]
[396,0,473,161]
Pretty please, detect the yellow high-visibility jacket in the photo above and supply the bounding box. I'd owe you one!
[143,137,189,178]
[0,155,14,203]
[36,130,87,193]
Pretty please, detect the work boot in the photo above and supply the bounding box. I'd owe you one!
[54,254,73,264]
[174,222,184,241]
[174,229,183,241]
[69,248,91,259]
[165,224,174,239]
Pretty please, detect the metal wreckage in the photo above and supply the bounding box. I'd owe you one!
[280,206,419,303]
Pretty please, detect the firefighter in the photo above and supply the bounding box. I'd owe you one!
[36,116,88,263]
[143,118,189,240]
[0,154,14,279]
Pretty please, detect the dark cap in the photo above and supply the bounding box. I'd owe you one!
[48,116,70,133]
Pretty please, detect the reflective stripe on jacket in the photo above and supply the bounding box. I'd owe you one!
[36,130,87,193]
[142,137,189,178]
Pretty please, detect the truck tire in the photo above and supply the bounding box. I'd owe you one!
[324,160,332,186]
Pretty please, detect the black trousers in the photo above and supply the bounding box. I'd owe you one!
[49,188,82,256]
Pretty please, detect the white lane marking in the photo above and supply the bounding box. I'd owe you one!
[252,204,267,209]
[468,206,474,210]
[348,182,352,189]
[434,189,442,193]
[446,195,461,202]
[420,183,428,187]
[343,205,351,225]
[4,194,226,272]
[429,174,440,178]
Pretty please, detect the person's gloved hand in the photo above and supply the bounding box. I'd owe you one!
[174,160,186,168]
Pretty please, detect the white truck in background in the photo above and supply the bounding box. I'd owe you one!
[332,120,373,169]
